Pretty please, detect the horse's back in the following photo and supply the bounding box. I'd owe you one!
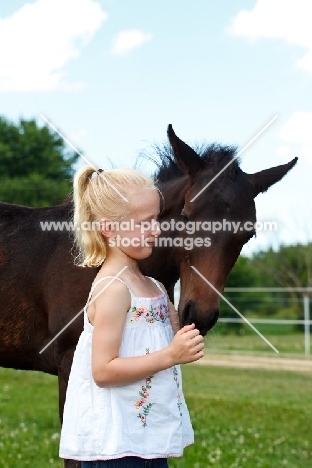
[0,201,95,374]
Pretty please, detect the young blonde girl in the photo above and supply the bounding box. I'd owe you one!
[59,167,204,468]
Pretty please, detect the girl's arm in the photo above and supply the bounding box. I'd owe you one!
[90,280,204,388]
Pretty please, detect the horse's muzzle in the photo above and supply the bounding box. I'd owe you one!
[180,300,219,336]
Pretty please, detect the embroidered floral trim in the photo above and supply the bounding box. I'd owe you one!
[130,302,169,323]
[173,366,183,416]
[135,349,154,427]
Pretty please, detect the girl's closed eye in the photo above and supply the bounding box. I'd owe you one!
[136,212,160,230]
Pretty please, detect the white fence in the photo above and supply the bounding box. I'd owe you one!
[174,284,312,355]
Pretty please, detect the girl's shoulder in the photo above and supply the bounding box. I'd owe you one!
[89,274,167,302]
[92,275,130,290]
[88,275,133,301]
[86,276,132,324]
[146,276,167,295]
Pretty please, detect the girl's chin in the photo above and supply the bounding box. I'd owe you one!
[120,246,155,260]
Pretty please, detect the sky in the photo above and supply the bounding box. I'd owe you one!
[0,0,311,255]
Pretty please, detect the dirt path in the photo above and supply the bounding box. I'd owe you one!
[194,354,312,372]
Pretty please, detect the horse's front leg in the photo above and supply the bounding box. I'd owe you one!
[64,460,81,468]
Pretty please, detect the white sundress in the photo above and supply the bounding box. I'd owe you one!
[59,276,194,461]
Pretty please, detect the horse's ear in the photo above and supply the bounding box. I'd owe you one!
[247,157,298,198]
[167,124,204,175]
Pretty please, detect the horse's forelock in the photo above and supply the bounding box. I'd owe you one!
[153,142,240,182]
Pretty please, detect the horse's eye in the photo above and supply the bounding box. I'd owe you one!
[180,210,188,221]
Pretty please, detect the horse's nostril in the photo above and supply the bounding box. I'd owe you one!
[181,300,219,335]
[182,302,195,325]
[181,304,219,335]
[208,309,219,330]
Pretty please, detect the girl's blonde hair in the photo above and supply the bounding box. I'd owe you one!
[73,166,156,267]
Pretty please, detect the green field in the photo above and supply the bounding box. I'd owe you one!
[0,362,311,468]
[205,331,309,357]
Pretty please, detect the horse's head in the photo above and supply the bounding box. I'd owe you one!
[164,125,298,335]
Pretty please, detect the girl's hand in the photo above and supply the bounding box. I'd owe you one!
[168,323,204,364]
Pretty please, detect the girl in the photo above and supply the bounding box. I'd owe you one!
[59,167,205,468]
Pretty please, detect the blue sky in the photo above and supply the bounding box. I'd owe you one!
[0,0,311,254]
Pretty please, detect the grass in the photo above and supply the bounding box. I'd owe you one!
[173,365,312,468]
[0,364,311,467]
[0,369,60,467]
[204,330,310,357]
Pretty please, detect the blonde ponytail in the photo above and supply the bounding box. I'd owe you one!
[73,166,156,267]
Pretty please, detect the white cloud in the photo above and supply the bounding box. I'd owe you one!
[276,146,290,159]
[228,0,312,73]
[68,129,88,142]
[278,111,312,163]
[111,30,152,56]
[0,0,107,91]
[278,111,312,144]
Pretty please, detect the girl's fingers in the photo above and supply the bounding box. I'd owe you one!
[180,323,196,334]
[183,328,201,339]
[192,335,204,345]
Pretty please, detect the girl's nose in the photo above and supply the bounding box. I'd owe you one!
[151,220,161,237]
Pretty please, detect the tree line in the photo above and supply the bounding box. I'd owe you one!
[0,116,78,206]
[222,243,312,332]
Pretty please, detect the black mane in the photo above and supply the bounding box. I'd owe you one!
[149,142,240,183]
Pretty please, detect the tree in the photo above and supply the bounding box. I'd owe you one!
[251,244,312,293]
[220,243,312,333]
[221,255,261,334]
[0,116,79,206]
[250,243,312,327]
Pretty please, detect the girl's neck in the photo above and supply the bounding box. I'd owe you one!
[101,249,142,278]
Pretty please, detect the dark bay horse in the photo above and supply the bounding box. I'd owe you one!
[0,125,297,467]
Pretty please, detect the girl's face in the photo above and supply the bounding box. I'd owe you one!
[109,187,161,260]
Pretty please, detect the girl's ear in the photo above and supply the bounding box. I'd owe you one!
[99,219,115,238]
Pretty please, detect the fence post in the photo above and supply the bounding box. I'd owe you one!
[304,296,310,356]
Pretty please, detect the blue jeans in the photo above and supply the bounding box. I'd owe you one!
[81,458,168,468]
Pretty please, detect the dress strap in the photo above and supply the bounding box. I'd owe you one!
[86,276,134,306]
[147,276,166,295]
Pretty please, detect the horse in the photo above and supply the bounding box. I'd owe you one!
[0,125,297,467]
